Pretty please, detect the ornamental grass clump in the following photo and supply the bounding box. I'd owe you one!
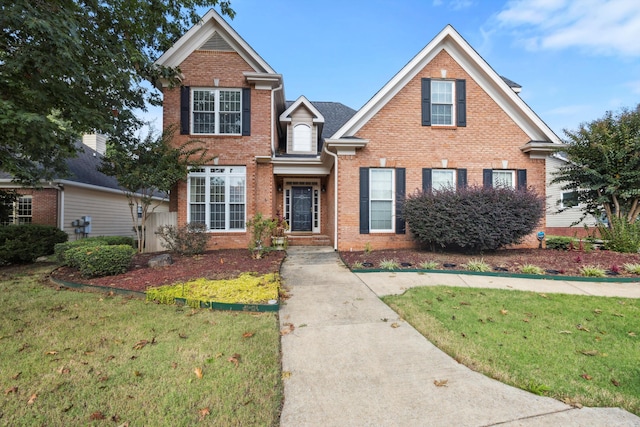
[579,265,606,277]
[463,258,491,272]
[623,263,640,274]
[146,272,279,307]
[379,259,400,271]
[521,264,544,275]
[419,260,439,270]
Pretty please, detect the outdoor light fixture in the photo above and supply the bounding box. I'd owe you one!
[277,185,283,192]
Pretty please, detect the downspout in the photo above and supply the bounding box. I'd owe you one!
[271,83,283,156]
[323,144,339,251]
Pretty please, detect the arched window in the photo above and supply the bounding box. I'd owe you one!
[293,124,312,152]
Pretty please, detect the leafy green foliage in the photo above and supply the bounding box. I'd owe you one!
[579,265,606,277]
[419,260,439,270]
[520,264,544,275]
[464,258,491,272]
[1,0,233,184]
[246,213,276,258]
[404,186,544,253]
[552,106,640,230]
[100,128,213,252]
[65,244,136,277]
[545,235,575,250]
[0,224,68,264]
[598,217,640,253]
[379,259,400,271]
[54,236,134,264]
[623,263,640,274]
[156,222,208,255]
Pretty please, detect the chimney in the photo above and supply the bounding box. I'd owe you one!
[82,134,107,155]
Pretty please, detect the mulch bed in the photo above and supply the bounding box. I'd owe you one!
[339,248,640,278]
[49,249,286,293]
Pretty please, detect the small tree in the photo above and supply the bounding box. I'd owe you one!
[552,106,640,230]
[100,127,212,252]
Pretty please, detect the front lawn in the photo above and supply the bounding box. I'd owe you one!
[383,286,640,415]
[0,265,282,426]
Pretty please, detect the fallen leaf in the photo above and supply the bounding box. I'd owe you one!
[282,371,292,379]
[500,309,508,315]
[194,367,203,379]
[242,332,254,339]
[228,353,241,368]
[280,323,295,335]
[576,324,590,332]
[580,350,599,356]
[45,350,58,355]
[11,372,21,380]
[179,333,188,339]
[133,371,142,377]
[89,411,105,420]
[58,366,70,375]
[133,340,148,350]
[106,355,115,362]
[562,397,583,408]
[522,318,530,323]
[538,293,548,298]
[613,313,624,317]
[593,309,602,314]
[581,374,592,380]
[559,330,572,334]
[612,379,620,387]
[434,379,448,387]
[27,393,37,405]
[5,386,18,395]
[199,407,210,421]
[628,331,636,337]
[390,322,400,328]
[171,362,178,369]
[459,301,471,306]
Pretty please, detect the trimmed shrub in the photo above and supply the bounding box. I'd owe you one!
[598,218,640,253]
[0,224,68,265]
[545,235,574,251]
[156,222,208,256]
[65,244,136,277]
[403,185,544,253]
[54,236,134,265]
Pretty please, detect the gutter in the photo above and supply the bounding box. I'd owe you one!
[271,83,283,157]
[323,144,339,251]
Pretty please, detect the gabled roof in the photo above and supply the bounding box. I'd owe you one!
[280,96,325,124]
[155,8,276,74]
[283,100,357,141]
[332,25,560,144]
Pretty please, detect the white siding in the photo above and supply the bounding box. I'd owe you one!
[546,156,597,228]
[286,106,318,154]
[63,186,168,239]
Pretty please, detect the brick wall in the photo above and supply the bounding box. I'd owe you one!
[163,50,275,250]
[6,188,59,227]
[336,50,546,251]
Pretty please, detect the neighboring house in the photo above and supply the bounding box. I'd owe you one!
[0,135,169,241]
[546,154,598,237]
[156,9,563,251]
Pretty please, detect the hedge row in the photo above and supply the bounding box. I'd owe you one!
[0,225,68,265]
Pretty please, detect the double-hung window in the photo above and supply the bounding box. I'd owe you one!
[431,80,454,125]
[561,191,579,208]
[192,88,242,135]
[2,196,32,225]
[188,167,246,231]
[492,170,515,189]
[432,169,456,191]
[370,169,395,232]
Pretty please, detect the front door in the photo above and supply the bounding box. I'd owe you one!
[291,186,312,231]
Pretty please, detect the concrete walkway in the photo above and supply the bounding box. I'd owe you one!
[279,247,640,427]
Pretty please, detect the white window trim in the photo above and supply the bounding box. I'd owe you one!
[369,168,395,233]
[4,195,32,225]
[492,170,515,189]
[431,80,455,126]
[191,88,242,135]
[560,191,579,209]
[187,166,246,232]
[432,169,456,191]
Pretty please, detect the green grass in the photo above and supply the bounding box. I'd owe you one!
[383,286,640,415]
[0,265,282,426]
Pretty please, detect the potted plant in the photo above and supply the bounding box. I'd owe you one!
[272,211,289,250]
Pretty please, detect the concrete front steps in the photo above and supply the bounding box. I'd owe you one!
[286,233,332,247]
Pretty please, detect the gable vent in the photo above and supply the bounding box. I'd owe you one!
[198,32,234,51]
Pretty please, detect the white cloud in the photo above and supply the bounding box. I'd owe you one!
[495,0,640,56]
[433,0,473,10]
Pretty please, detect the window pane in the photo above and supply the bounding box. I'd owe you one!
[432,170,455,191]
[371,201,392,229]
[431,104,452,125]
[493,171,514,188]
[210,204,225,230]
[229,176,245,203]
[193,90,216,134]
[370,169,393,199]
[210,177,225,203]
[431,81,453,103]
[190,177,205,203]
[229,204,245,229]
[193,112,215,134]
[562,191,579,208]
[219,90,241,134]
[190,204,205,224]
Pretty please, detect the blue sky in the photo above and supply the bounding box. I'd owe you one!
[145,0,640,138]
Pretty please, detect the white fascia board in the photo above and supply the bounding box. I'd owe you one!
[244,72,283,90]
[332,25,561,146]
[280,95,325,123]
[272,158,330,175]
[155,9,276,75]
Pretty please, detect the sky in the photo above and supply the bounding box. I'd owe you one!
[143,0,640,138]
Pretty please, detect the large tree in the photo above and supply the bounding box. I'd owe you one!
[552,105,640,228]
[0,0,233,185]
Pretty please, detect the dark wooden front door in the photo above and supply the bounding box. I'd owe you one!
[291,186,312,231]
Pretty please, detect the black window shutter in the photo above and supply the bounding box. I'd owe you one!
[395,168,406,234]
[359,168,370,234]
[422,168,432,193]
[456,79,466,127]
[242,88,251,136]
[180,86,190,135]
[483,169,493,188]
[457,168,467,189]
[517,169,527,190]
[421,78,431,126]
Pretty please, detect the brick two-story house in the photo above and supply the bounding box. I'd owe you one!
[156,9,562,251]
